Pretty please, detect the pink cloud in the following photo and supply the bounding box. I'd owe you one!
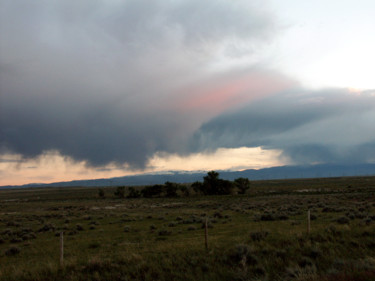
[173,70,296,117]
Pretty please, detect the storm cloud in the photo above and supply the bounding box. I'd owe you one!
[0,0,277,168]
[191,89,375,164]
[2,0,374,172]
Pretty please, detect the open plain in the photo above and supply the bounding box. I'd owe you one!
[0,176,374,281]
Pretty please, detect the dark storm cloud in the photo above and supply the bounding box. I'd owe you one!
[191,89,375,164]
[0,0,276,167]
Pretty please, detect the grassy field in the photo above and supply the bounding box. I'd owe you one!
[0,176,374,280]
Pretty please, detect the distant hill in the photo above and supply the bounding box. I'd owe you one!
[2,163,375,189]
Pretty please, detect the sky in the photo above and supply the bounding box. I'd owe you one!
[1,0,375,186]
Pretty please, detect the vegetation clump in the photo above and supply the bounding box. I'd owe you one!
[38,223,55,232]
[336,216,350,224]
[106,171,252,199]
[141,184,164,198]
[127,187,141,198]
[164,181,179,197]
[98,188,105,199]
[158,229,172,236]
[234,177,251,194]
[227,244,258,266]
[249,231,269,242]
[5,246,20,256]
[76,224,84,231]
[114,186,126,198]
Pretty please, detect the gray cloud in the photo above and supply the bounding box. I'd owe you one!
[191,89,375,164]
[0,0,276,168]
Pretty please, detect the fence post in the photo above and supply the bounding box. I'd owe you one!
[60,231,64,267]
[204,217,208,250]
[307,210,311,235]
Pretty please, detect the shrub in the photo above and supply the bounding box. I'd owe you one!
[179,185,190,197]
[1,229,13,235]
[76,224,84,231]
[303,247,322,259]
[141,185,163,198]
[227,244,258,267]
[127,187,141,198]
[355,212,366,219]
[5,246,20,256]
[114,186,126,198]
[6,221,20,227]
[10,237,22,243]
[337,217,350,224]
[253,266,266,276]
[38,223,55,232]
[285,264,317,279]
[325,225,342,236]
[260,214,276,221]
[165,182,179,198]
[276,250,288,259]
[88,242,100,249]
[213,212,223,219]
[277,214,289,220]
[364,217,372,225]
[234,177,251,194]
[191,181,203,194]
[158,229,172,236]
[298,257,314,268]
[182,219,194,224]
[249,231,269,242]
[98,188,105,199]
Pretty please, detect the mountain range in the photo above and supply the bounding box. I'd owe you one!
[2,163,375,189]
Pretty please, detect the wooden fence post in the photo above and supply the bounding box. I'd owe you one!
[307,210,311,235]
[60,231,64,267]
[204,217,208,250]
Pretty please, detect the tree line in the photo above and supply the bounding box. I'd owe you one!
[98,171,250,199]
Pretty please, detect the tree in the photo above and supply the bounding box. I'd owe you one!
[114,186,125,198]
[179,185,190,197]
[98,188,105,199]
[202,171,220,195]
[192,181,204,194]
[127,187,141,198]
[165,182,178,197]
[141,184,163,198]
[201,171,234,195]
[234,177,250,194]
[216,179,234,195]
[204,171,220,186]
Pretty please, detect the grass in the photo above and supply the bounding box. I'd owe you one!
[0,176,374,280]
